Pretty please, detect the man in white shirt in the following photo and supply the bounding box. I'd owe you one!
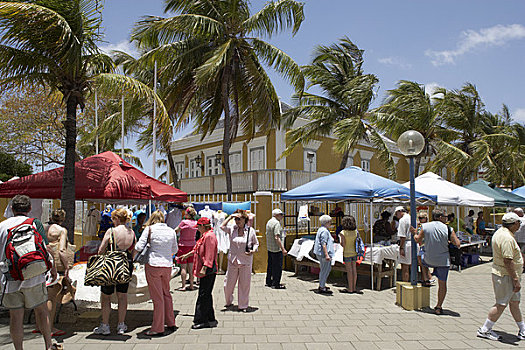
[464,210,475,235]
[396,206,412,282]
[0,195,57,350]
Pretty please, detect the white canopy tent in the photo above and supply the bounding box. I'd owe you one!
[403,172,494,232]
[402,172,494,207]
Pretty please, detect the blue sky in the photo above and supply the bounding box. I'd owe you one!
[100,0,525,177]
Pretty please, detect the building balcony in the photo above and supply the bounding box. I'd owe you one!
[179,169,329,195]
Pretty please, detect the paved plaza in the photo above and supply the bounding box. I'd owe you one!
[0,260,523,350]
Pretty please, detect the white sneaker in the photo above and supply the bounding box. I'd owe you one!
[117,323,128,335]
[518,330,525,340]
[477,328,501,341]
[93,323,110,336]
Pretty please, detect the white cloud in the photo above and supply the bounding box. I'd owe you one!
[99,40,139,58]
[425,24,525,66]
[513,108,525,123]
[377,56,412,70]
[424,82,444,96]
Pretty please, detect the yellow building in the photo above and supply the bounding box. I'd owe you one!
[170,102,416,196]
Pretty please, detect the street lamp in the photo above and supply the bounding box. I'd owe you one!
[307,152,315,182]
[397,130,425,286]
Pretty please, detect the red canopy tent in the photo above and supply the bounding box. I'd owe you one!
[0,151,187,203]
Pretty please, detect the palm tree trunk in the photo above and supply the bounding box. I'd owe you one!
[166,147,179,188]
[221,68,233,200]
[338,149,350,170]
[414,156,422,177]
[62,95,77,243]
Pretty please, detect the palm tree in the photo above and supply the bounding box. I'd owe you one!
[429,83,490,185]
[0,0,167,239]
[132,0,305,199]
[372,80,455,177]
[281,37,395,175]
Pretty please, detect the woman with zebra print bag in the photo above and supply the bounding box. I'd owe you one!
[86,209,135,336]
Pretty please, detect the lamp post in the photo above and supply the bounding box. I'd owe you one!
[397,130,425,286]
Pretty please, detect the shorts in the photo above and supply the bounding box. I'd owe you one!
[492,274,521,306]
[176,245,195,264]
[398,241,416,265]
[101,283,129,295]
[431,266,449,281]
[2,282,47,309]
[418,245,425,257]
[343,256,358,263]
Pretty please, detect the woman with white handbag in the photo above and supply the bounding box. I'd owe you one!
[134,210,178,336]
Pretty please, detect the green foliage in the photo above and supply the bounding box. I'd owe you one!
[0,151,32,182]
[282,37,395,176]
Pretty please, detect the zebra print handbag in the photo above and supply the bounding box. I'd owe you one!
[84,229,133,287]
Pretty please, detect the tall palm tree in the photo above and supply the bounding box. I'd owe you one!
[372,80,455,177]
[281,37,395,175]
[0,0,167,239]
[132,0,305,199]
[429,83,490,185]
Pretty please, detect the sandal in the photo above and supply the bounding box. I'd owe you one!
[434,306,443,315]
[50,344,63,350]
[52,330,66,337]
[421,280,432,287]
[340,289,353,294]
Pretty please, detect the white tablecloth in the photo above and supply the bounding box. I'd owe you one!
[288,238,399,266]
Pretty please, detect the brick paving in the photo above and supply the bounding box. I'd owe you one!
[0,260,523,349]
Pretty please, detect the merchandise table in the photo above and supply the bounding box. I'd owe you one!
[288,238,397,290]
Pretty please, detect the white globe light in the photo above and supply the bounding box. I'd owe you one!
[397,130,425,156]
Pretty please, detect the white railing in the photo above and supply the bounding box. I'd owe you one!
[179,169,328,194]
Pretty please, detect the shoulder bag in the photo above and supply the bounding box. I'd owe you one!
[134,227,151,264]
[84,229,133,287]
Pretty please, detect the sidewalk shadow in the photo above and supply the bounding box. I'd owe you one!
[220,305,259,313]
[85,334,132,342]
[136,326,178,340]
[493,330,521,346]
[417,306,460,317]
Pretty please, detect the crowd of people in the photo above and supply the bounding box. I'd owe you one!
[2,195,525,349]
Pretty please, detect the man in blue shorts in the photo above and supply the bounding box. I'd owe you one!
[413,210,460,315]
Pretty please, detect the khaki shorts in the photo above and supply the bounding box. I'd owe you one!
[492,274,521,306]
[2,282,48,310]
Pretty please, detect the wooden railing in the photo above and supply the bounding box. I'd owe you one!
[179,169,328,194]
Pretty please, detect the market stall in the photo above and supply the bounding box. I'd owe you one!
[281,166,437,290]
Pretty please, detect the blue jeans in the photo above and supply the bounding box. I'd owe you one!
[316,254,332,288]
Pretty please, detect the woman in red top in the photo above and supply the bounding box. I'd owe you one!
[179,217,218,329]
[175,207,198,291]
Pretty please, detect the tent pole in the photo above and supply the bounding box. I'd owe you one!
[81,200,84,247]
[369,200,374,290]
[121,94,125,158]
[493,207,496,228]
[456,206,459,232]
[152,60,157,179]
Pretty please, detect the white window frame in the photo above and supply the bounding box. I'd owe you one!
[249,146,266,171]
[361,159,370,172]
[174,161,185,179]
[229,151,242,173]
[206,155,221,176]
[303,149,317,172]
[189,159,202,178]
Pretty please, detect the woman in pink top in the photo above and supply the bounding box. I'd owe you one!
[175,207,198,291]
[221,210,259,311]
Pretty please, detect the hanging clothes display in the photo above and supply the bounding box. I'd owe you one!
[165,204,183,229]
[83,206,101,237]
[198,205,215,226]
[213,210,229,253]
[98,205,114,238]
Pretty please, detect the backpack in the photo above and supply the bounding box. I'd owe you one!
[4,218,52,281]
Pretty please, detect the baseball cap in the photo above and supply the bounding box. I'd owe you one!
[194,217,211,227]
[502,212,520,224]
[272,208,283,216]
[394,206,406,213]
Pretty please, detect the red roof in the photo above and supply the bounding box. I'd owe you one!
[0,151,187,202]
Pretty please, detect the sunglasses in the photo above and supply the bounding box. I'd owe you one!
[234,218,241,221]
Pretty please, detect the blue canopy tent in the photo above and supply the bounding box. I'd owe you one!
[512,185,525,200]
[281,167,437,290]
[281,167,436,203]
